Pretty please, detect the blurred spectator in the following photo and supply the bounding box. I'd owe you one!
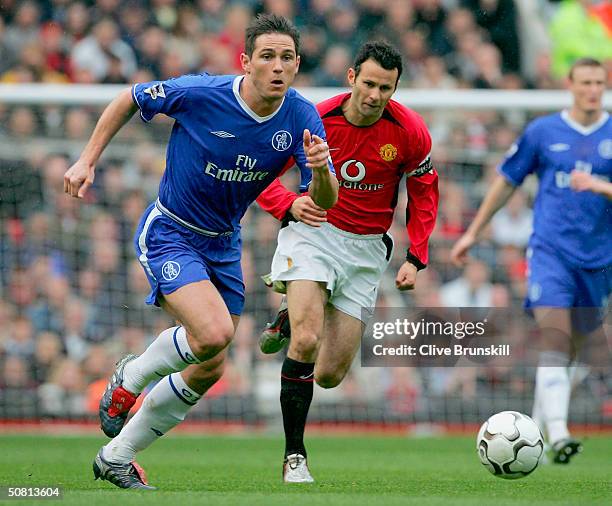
[0,18,16,75]
[414,0,452,56]
[198,0,228,34]
[168,3,202,71]
[7,107,37,138]
[472,43,504,89]
[62,297,94,360]
[326,4,364,53]
[28,274,71,335]
[135,26,166,77]
[312,44,351,86]
[491,191,533,248]
[549,0,612,78]
[38,358,87,417]
[118,1,151,49]
[440,260,494,307]
[3,1,41,61]
[71,18,137,82]
[40,22,73,80]
[461,0,521,72]
[215,3,252,73]
[64,2,91,43]
[33,331,64,383]
[0,355,38,418]
[4,315,36,361]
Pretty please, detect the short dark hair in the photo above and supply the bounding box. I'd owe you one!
[354,41,403,85]
[568,57,604,80]
[245,14,300,57]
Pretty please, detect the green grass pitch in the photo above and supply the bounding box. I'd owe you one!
[0,434,610,505]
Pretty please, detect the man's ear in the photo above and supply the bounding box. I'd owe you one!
[347,67,356,86]
[240,53,250,74]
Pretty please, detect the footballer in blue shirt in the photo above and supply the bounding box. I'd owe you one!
[452,57,610,465]
[64,14,338,490]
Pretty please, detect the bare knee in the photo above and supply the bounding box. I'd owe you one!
[186,321,234,359]
[315,370,345,389]
[289,332,318,362]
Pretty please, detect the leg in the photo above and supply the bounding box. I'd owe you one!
[532,307,582,462]
[314,306,364,389]
[280,280,327,482]
[103,349,230,463]
[100,281,234,438]
[126,280,235,392]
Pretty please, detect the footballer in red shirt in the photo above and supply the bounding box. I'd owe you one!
[256,41,439,483]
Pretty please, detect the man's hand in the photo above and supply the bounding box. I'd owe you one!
[450,232,476,267]
[303,129,330,171]
[396,261,418,291]
[290,196,327,227]
[64,159,95,198]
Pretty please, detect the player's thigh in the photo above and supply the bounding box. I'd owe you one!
[159,280,235,353]
[286,280,328,358]
[315,306,364,389]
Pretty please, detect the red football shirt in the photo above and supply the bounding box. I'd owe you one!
[257,93,439,267]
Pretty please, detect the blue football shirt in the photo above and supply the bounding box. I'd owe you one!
[498,111,611,269]
[132,74,332,232]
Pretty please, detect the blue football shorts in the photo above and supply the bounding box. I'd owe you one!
[525,242,611,332]
[133,203,245,316]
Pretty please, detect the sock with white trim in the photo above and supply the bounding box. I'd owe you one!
[534,351,571,445]
[122,326,200,395]
[103,372,201,464]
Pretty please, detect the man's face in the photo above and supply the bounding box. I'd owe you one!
[347,59,398,123]
[241,33,300,101]
[569,65,606,114]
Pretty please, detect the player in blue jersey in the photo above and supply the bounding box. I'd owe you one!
[451,57,611,464]
[63,14,338,490]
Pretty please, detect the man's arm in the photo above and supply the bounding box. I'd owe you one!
[450,175,517,265]
[64,89,138,198]
[257,174,300,221]
[303,129,338,210]
[570,170,612,200]
[257,177,327,226]
[396,169,439,290]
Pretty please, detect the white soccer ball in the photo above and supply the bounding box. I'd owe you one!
[476,410,544,480]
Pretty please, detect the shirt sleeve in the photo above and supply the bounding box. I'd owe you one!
[497,122,540,186]
[256,160,301,220]
[131,75,193,122]
[292,104,335,192]
[406,167,439,269]
[401,118,437,268]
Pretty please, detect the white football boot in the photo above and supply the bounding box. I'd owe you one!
[283,453,314,483]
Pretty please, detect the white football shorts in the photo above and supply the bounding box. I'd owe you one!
[270,221,394,322]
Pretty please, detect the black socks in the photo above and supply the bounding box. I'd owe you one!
[280,357,314,458]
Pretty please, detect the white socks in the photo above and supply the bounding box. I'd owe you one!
[122,326,200,395]
[103,372,201,464]
[533,351,571,444]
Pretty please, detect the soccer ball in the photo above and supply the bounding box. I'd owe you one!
[476,411,544,479]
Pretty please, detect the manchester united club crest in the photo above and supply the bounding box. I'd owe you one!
[379,143,397,162]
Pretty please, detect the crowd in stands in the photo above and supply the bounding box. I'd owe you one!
[0,0,609,423]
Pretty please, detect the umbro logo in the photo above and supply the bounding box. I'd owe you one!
[211,130,236,138]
